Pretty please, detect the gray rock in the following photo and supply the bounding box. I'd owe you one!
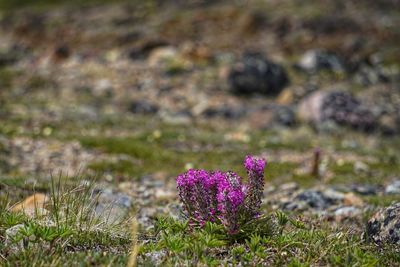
[367,202,400,245]
[285,189,343,211]
[350,184,380,195]
[128,100,159,115]
[228,52,289,96]
[334,206,361,220]
[94,190,132,224]
[297,50,344,73]
[5,224,26,251]
[143,251,167,266]
[385,180,400,195]
[298,90,377,132]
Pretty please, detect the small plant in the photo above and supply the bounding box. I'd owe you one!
[176,155,267,234]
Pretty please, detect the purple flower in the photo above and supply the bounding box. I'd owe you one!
[176,155,266,234]
[244,155,266,217]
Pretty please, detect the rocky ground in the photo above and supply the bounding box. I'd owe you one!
[0,0,400,266]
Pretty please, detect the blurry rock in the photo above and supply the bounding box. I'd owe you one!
[94,190,132,224]
[354,161,370,174]
[279,182,298,192]
[367,203,400,245]
[379,115,398,135]
[11,193,49,217]
[228,52,289,96]
[181,42,212,62]
[53,45,70,62]
[277,88,294,105]
[129,100,159,115]
[273,105,296,126]
[154,188,175,201]
[93,79,113,97]
[248,105,295,129]
[298,90,377,132]
[128,38,169,60]
[355,63,389,86]
[288,189,341,210]
[297,49,344,73]
[334,206,361,222]
[143,251,167,266]
[0,45,26,67]
[161,110,192,125]
[350,184,379,195]
[5,224,26,251]
[343,193,364,207]
[385,180,400,195]
[202,106,244,119]
[148,46,178,67]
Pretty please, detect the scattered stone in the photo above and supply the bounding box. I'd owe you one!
[279,182,299,192]
[142,251,167,266]
[276,88,294,105]
[11,193,49,217]
[5,224,26,251]
[53,45,70,62]
[298,90,377,132]
[355,63,389,86]
[273,105,296,126]
[297,49,345,73]
[129,100,159,115]
[367,202,400,245]
[148,46,178,67]
[201,106,244,119]
[94,189,132,224]
[350,184,379,195]
[353,161,370,174]
[92,79,113,97]
[288,189,341,210]
[3,137,98,176]
[343,193,364,207]
[385,180,400,195]
[334,206,361,222]
[228,52,289,96]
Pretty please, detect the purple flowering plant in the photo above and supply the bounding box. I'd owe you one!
[176,155,267,235]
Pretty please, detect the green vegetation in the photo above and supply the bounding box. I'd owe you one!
[140,215,399,266]
[0,177,132,266]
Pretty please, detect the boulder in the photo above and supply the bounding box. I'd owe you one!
[367,203,400,246]
[228,52,289,96]
[298,90,377,132]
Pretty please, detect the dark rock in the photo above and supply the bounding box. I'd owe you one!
[297,50,345,73]
[128,100,159,115]
[202,106,244,119]
[285,189,342,210]
[273,105,296,126]
[53,45,70,61]
[350,184,380,195]
[228,52,289,96]
[298,90,378,133]
[367,202,400,246]
[355,64,389,86]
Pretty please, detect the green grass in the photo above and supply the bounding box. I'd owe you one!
[140,215,399,266]
[0,176,132,266]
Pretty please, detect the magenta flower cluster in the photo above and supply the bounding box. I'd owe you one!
[176,155,266,234]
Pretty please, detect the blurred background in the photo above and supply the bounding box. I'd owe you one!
[0,0,400,190]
